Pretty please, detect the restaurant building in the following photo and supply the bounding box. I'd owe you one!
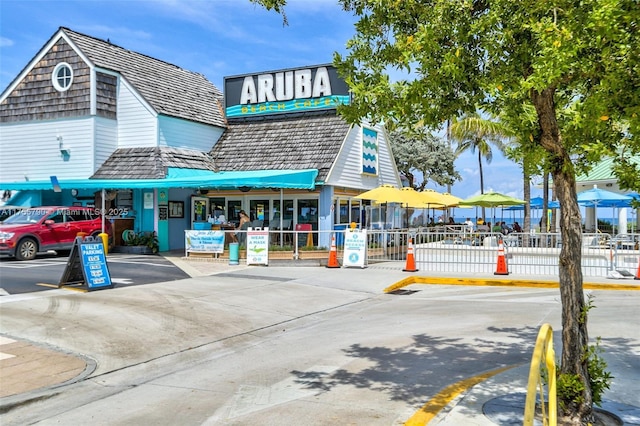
[0,27,401,251]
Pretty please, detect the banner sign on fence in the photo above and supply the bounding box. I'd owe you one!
[343,228,367,268]
[247,227,269,265]
[185,230,225,253]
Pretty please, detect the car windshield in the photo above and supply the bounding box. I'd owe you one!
[2,209,48,224]
[0,207,24,221]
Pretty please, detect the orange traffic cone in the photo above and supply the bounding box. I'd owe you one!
[403,237,418,272]
[635,256,640,280]
[494,239,509,275]
[326,234,340,268]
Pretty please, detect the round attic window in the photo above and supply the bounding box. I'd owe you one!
[52,62,73,92]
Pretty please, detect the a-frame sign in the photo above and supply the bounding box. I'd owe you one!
[59,236,113,291]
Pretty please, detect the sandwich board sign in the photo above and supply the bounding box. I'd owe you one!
[59,236,113,291]
[342,228,367,268]
[246,227,269,266]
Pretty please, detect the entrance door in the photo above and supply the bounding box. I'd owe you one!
[191,196,209,228]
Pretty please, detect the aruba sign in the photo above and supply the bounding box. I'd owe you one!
[224,64,350,118]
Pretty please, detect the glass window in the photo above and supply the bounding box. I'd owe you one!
[227,200,242,226]
[351,199,362,224]
[209,197,225,220]
[47,211,65,224]
[52,62,73,92]
[298,199,318,226]
[338,199,349,224]
[273,199,294,220]
[298,199,318,245]
[250,200,269,227]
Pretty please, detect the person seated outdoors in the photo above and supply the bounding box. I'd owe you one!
[448,217,455,225]
[500,221,512,235]
[512,221,523,233]
[491,222,503,233]
[464,217,474,232]
[475,219,489,232]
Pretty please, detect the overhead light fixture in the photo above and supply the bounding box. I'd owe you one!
[238,186,251,193]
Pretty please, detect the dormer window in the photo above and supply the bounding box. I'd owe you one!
[52,62,73,92]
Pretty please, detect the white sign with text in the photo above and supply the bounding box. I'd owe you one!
[342,229,367,268]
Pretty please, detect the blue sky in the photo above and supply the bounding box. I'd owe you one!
[0,0,535,201]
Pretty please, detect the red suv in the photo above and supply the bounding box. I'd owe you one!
[0,206,113,261]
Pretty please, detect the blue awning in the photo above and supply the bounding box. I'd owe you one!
[0,168,319,191]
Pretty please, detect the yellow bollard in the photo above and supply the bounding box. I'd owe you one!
[98,232,109,255]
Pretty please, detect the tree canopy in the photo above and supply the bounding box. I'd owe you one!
[254,1,638,422]
[388,127,459,190]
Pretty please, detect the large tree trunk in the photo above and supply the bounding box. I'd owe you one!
[478,150,486,219]
[531,87,594,424]
[543,171,549,233]
[523,166,531,233]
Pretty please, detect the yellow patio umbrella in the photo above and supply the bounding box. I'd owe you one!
[418,189,449,208]
[354,184,404,203]
[439,192,463,207]
[396,187,443,207]
[355,185,442,208]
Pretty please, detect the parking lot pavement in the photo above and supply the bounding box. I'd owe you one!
[0,253,191,295]
[0,253,640,426]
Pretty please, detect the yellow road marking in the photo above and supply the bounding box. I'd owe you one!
[404,365,518,425]
[384,276,640,293]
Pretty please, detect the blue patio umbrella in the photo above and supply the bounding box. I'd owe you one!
[577,185,633,231]
[510,196,543,210]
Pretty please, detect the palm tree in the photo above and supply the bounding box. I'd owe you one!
[450,113,510,219]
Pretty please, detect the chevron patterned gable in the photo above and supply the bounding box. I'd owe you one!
[362,127,378,175]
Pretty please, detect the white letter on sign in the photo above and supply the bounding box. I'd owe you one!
[295,69,312,98]
[275,71,294,101]
[257,74,276,102]
[240,76,257,104]
[312,67,332,97]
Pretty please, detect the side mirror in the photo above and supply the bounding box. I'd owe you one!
[44,219,54,226]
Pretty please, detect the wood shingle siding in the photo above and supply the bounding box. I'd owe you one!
[0,39,91,122]
[63,28,226,128]
[210,112,350,181]
[91,147,218,179]
[96,72,117,119]
[1,27,225,129]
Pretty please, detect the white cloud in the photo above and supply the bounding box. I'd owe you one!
[0,37,14,47]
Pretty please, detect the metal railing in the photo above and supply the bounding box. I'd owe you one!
[524,323,557,426]
[196,229,639,277]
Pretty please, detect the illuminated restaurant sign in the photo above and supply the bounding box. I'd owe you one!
[224,64,350,118]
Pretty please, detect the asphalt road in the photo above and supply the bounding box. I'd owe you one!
[0,252,189,294]
[1,266,638,425]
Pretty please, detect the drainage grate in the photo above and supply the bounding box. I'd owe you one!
[387,289,419,295]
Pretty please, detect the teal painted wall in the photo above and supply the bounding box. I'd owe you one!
[157,189,169,252]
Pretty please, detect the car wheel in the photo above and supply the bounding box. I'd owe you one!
[16,238,38,261]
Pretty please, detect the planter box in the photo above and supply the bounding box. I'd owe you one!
[298,250,330,260]
[219,250,246,259]
[268,251,294,260]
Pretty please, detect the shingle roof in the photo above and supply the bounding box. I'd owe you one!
[91,147,217,179]
[62,27,226,128]
[210,113,351,181]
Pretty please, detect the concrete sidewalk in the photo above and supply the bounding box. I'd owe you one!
[1,253,639,425]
